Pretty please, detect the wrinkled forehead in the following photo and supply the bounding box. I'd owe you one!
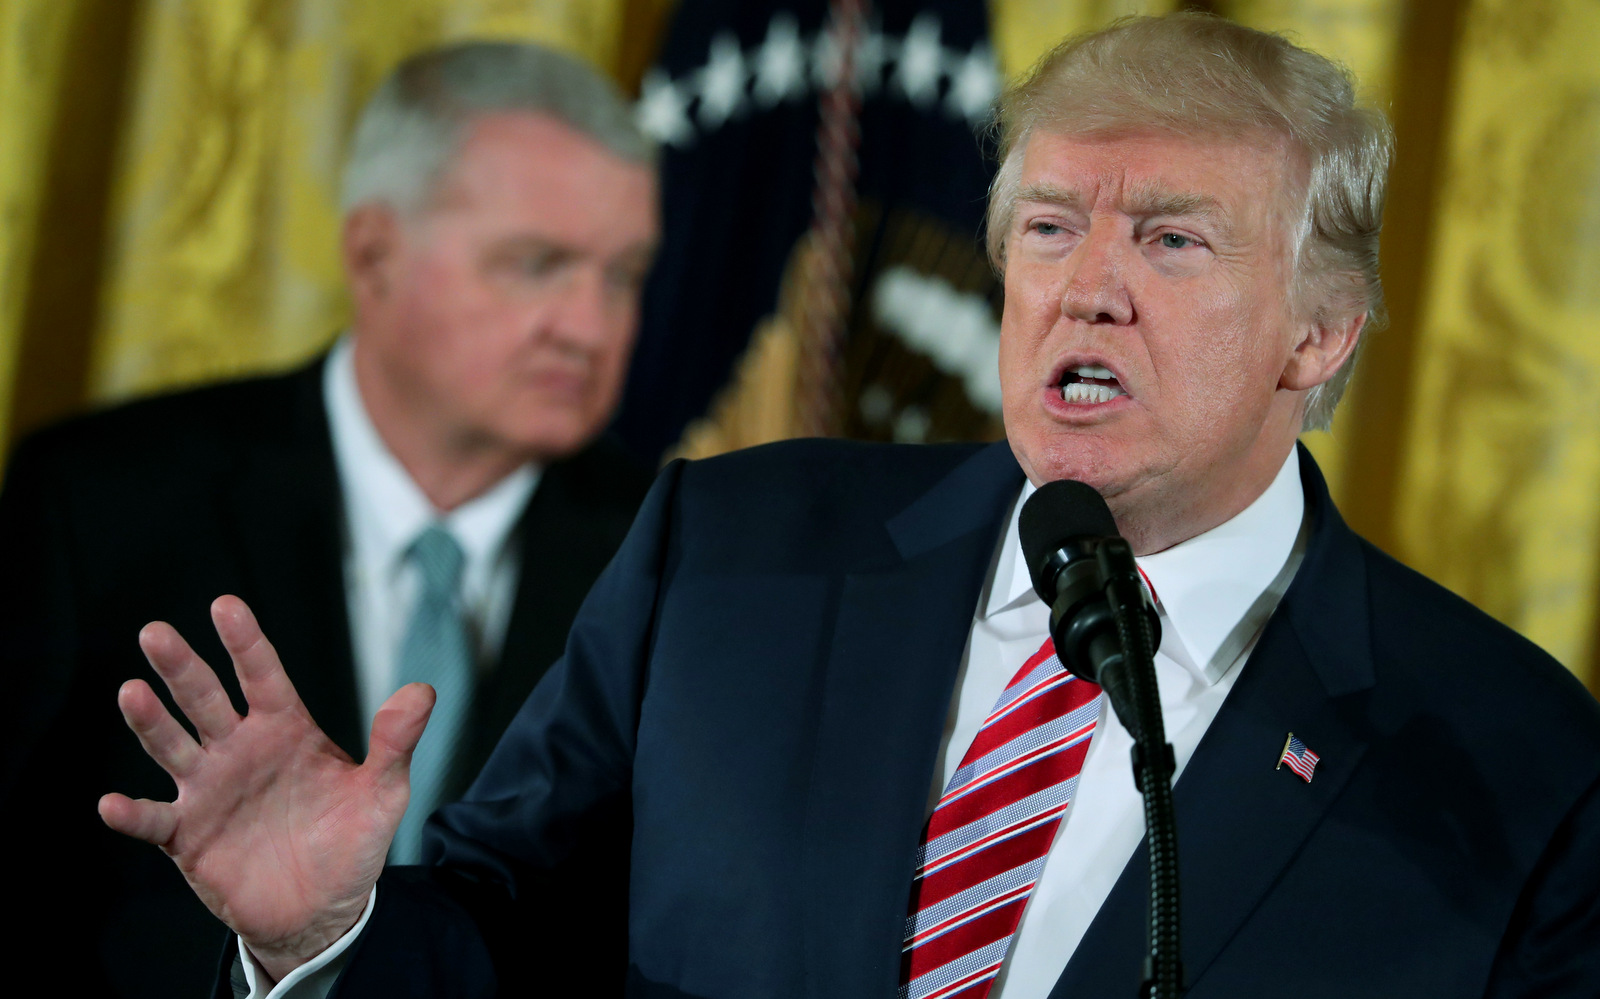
[1024,123,1303,192]
[1004,125,1311,246]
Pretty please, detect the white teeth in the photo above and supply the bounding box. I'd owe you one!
[1060,382,1126,404]
[1072,365,1116,380]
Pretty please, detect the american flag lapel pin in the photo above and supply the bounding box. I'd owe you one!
[1277,732,1320,783]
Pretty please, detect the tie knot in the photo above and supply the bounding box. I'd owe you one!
[408,524,465,598]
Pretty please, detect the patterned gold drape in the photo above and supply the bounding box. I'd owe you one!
[3,0,1598,693]
[0,1,81,450]
[1393,0,1600,674]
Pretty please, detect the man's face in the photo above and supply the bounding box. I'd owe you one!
[349,112,658,466]
[998,129,1348,551]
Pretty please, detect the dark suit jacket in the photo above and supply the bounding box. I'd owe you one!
[0,359,651,999]
[315,437,1600,998]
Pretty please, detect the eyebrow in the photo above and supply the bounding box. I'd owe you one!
[1013,182,1235,241]
[1013,183,1084,213]
[488,234,658,261]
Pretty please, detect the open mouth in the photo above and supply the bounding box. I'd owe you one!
[1056,364,1127,404]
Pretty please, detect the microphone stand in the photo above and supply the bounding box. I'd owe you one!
[1099,540,1182,999]
[1050,538,1182,999]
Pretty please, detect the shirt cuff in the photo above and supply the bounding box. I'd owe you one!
[237,886,378,999]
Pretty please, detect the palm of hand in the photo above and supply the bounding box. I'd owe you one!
[169,703,390,953]
[99,595,434,979]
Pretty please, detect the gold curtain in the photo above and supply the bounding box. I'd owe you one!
[0,1,83,449]
[1392,0,1600,677]
[3,0,1598,693]
[1,0,141,454]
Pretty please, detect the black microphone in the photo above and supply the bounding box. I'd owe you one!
[1018,479,1183,999]
[1018,480,1160,739]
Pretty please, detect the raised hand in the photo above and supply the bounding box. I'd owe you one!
[98,595,434,983]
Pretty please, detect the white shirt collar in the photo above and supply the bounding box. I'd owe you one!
[323,336,540,593]
[984,449,1306,685]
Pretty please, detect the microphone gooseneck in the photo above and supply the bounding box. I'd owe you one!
[1019,481,1159,736]
[1019,480,1183,999]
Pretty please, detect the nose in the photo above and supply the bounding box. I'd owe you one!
[1059,226,1134,326]
[544,265,618,353]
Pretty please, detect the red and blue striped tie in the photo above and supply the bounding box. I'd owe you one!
[898,638,1102,999]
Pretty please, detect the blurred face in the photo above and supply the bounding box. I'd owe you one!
[998,129,1354,551]
[347,112,658,466]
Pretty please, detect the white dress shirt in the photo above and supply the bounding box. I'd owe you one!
[323,337,539,730]
[956,451,1308,998]
[247,444,1306,999]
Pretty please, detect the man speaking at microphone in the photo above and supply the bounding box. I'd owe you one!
[100,14,1600,998]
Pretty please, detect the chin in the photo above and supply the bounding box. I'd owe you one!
[501,411,604,463]
[1010,430,1128,492]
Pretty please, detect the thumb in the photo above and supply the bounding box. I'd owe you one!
[365,682,436,785]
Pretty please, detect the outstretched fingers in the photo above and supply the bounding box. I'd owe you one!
[117,677,204,778]
[139,621,240,743]
[366,683,435,785]
[98,792,179,847]
[211,595,302,714]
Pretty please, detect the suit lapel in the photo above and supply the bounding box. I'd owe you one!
[461,464,565,786]
[1051,445,1378,996]
[800,442,1025,999]
[224,360,363,755]
[459,450,635,791]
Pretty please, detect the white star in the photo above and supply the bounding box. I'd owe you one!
[697,32,748,131]
[814,18,888,97]
[894,406,932,444]
[947,43,1000,128]
[894,13,946,108]
[752,13,808,107]
[812,25,841,92]
[637,69,694,148]
[855,25,889,97]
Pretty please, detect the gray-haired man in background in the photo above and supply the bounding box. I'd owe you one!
[0,41,658,996]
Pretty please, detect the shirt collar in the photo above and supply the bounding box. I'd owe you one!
[984,449,1306,685]
[323,336,540,585]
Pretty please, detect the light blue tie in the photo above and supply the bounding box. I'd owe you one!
[390,524,472,864]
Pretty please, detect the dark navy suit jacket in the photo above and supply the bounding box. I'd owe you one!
[310,439,1600,997]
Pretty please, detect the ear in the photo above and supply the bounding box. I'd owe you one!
[341,204,402,310]
[1280,308,1365,392]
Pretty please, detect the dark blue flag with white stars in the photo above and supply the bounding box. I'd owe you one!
[614,0,1005,463]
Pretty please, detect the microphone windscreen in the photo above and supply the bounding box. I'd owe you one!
[1019,480,1117,601]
